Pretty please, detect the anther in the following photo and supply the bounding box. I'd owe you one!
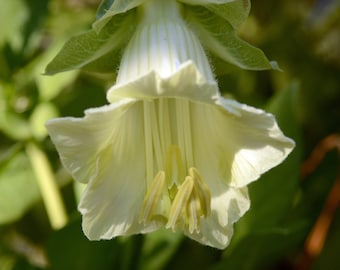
[139,171,166,224]
[166,176,194,231]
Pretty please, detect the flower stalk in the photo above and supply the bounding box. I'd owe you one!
[26,142,67,229]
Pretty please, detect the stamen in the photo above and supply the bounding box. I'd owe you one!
[186,188,201,233]
[139,171,166,224]
[189,167,211,217]
[166,176,194,231]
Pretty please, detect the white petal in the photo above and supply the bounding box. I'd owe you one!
[107,61,218,103]
[79,143,160,239]
[46,99,135,184]
[47,99,163,238]
[192,99,295,188]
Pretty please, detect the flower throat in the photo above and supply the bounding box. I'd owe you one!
[139,98,211,234]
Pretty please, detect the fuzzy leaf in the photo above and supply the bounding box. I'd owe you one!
[206,0,251,28]
[186,6,277,70]
[45,12,135,75]
[181,0,251,28]
[93,0,145,32]
[96,0,115,20]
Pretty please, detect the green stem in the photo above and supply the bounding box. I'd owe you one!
[26,142,67,229]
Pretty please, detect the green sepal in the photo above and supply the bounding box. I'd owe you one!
[45,12,136,75]
[96,0,249,31]
[206,0,251,28]
[96,0,115,20]
[93,0,145,32]
[185,6,278,70]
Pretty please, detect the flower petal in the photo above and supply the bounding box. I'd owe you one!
[107,61,218,103]
[79,142,160,239]
[46,99,135,184]
[47,99,164,238]
[192,99,295,188]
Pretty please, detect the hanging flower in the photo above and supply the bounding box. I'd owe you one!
[46,0,294,249]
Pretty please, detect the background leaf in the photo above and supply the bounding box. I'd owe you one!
[47,217,122,270]
[0,153,40,225]
[236,82,302,232]
[212,221,308,270]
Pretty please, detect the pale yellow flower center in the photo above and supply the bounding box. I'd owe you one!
[139,99,211,233]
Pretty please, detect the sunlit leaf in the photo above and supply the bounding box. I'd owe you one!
[93,0,144,32]
[45,12,135,75]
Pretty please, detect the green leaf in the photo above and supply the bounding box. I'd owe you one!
[93,0,144,32]
[266,81,301,138]
[213,221,308,270]
[0,0,29,51]
[206,0,251,28]
[36,42,80,101]
[45,12,135,75]
[96,0,115,20]
[180,0,236,4]
[292,149,338,223]
[185,6,277,70]
[0,152,40,225]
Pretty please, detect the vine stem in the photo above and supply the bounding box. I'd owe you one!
[26,142,67,229]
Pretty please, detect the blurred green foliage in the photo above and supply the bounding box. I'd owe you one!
[1,0,340,269]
